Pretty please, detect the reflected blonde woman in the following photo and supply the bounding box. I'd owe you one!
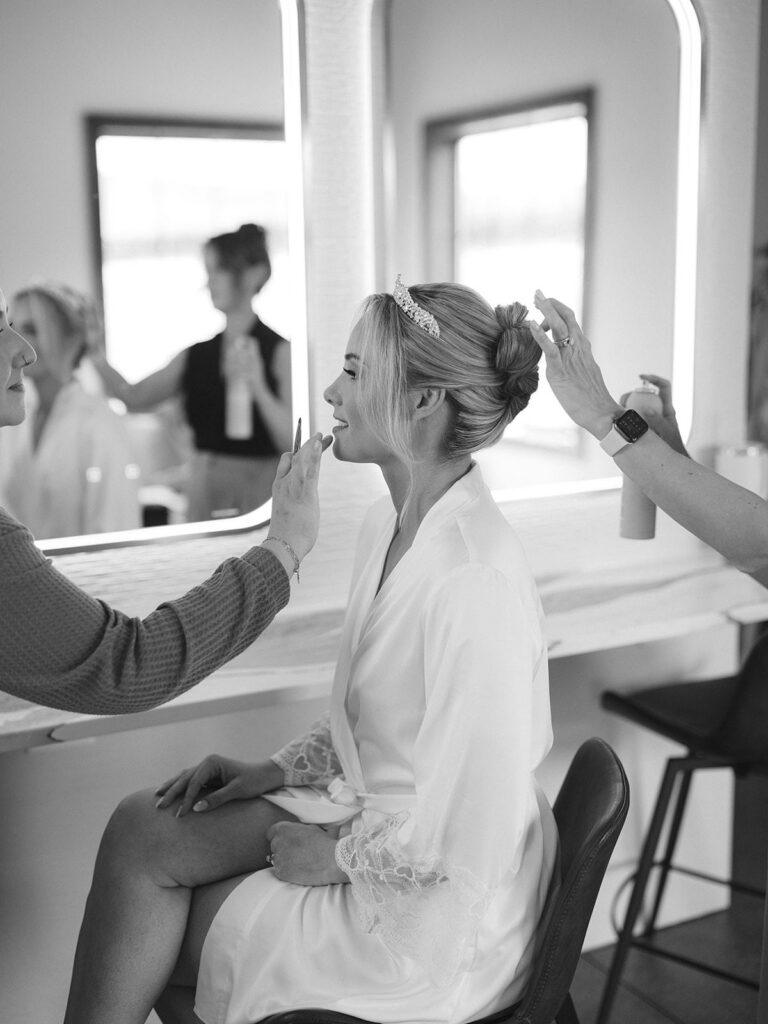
[1,282,140,538]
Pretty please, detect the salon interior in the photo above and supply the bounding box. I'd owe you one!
[2,0,768,1021]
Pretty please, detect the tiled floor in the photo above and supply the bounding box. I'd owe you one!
[570,901,762,1023]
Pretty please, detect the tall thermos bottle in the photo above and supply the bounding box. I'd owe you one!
[619,379,664,539]
[225,335,254,441]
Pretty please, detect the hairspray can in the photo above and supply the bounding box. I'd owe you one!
[225,336,254,440]
[619,380,663,539]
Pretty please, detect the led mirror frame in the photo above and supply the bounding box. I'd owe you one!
[378,0,701,506]
[39,0,309,556]
[504,0,701,501]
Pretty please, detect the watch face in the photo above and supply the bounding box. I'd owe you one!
[615,408,649,443]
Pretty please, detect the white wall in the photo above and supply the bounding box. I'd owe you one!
[755,0,768,249]
[0,0,283,299]
[388,0,679,406]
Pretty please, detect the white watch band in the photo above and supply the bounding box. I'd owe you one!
[599,424,631,457]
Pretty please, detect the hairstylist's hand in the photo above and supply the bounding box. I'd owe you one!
[154,756,284,818]
[528,292,624,439]
[267,432,332,561]
[621,374,689,457]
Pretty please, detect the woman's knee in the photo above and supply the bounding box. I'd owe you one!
[97,788,174,880]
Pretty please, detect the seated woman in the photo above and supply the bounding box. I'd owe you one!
[64,278,558,1024]
[1,282,140,537]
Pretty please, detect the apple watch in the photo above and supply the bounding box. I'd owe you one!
[599,409,650,456]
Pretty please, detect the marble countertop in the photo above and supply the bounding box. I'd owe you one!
[3,485,767,752]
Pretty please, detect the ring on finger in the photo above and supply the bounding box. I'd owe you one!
[554,335,572,348]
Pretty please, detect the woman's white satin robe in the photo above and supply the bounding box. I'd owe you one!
[195,465,558,1024]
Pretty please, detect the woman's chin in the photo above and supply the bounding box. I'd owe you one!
[0,404,26,428]
[331,434,348,461]
[330,432,369,464]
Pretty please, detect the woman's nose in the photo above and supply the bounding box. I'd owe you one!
[12,329,36,368]
[323,379,339,406]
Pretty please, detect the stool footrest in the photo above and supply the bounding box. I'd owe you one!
[655,861,766,899]
[630,935,760,990]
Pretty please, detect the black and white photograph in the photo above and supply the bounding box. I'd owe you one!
[1,1,767,1022]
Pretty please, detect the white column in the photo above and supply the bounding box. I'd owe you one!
[302,0,377,427]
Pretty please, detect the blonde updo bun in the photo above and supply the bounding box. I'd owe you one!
[354,281,542,461]
[494,301,540,412]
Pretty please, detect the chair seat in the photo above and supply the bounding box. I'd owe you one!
[601,676,740,758]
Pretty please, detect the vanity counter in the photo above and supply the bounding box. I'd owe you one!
[2,486,767,753]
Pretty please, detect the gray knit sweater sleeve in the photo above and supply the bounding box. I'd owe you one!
[0,509,291,715]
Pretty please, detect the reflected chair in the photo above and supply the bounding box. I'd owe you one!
[259,737,629,1024]
[596,632,768,1024]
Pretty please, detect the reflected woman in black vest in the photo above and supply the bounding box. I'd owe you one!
[92,224,292,521]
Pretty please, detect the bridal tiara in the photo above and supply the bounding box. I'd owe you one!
[392,274,440,339]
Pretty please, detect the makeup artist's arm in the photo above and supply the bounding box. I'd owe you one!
[530,294,768,586]
[0,435,331,714]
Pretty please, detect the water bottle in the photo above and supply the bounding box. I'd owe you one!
[619,380,663,539]
[225,336,253,440]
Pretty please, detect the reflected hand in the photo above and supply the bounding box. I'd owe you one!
[224,338,268,397]
[266,821,348,886]
[154,755,283,817]
[268,432,333,562]
[621,374,688,456]
[528,291,623,438]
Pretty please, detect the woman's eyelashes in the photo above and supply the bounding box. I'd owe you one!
[343,367,356,380]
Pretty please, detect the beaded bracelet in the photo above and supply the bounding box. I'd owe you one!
[265,537,301,582]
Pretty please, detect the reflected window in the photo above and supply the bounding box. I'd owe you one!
[87,117,289,382]
[428,96,590,453]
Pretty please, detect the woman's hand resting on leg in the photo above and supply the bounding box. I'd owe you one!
[155,756,285,817]
[266,821,349,885]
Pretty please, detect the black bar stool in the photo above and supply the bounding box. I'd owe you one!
[595,632,768,1023]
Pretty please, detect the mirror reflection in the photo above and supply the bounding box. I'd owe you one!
[0,0,292,540]
[381,0,682,494]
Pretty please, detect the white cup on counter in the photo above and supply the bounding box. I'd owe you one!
[714,443,768,497]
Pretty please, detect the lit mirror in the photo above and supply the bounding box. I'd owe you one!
[377,0,699,498]
[0,0,308,548]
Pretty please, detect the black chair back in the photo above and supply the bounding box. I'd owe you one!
[507,738,630,1024]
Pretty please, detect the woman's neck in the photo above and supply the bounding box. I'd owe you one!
[224,305,257,341]
[33,374,68,415]
[381,454,473,533]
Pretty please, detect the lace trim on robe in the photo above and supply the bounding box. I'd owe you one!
[270,711,343,786]
[335,810,494,987]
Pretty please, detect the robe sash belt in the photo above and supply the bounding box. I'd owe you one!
[327,777,416,815]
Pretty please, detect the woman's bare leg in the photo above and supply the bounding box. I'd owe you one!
[154,873,250,1024]
[64,790,294,1024]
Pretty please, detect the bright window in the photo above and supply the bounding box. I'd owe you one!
[89,119,290,382]
[429,97,590,452]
